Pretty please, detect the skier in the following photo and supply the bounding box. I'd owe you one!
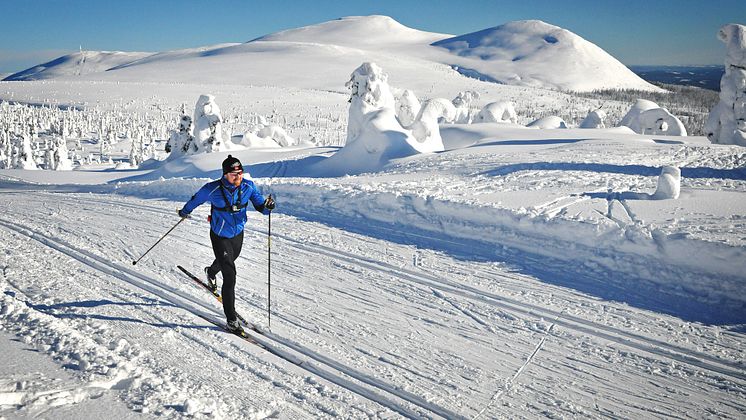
[178,155,275,334]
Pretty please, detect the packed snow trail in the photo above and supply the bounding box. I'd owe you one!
[1,190,745,418]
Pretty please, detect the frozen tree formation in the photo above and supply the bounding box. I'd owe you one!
[475,101,518,124]
[396,90,421,127]
[705,23,746,146]
[619,99,687,136]
[452,90,479,124]
[51,138,72,170]
[166,112,196,158]
[241,123,297,148]
[527,116,567,129]
[409,98,455,151]
[192,94,226,153]
[579,109,606,128]
[19,133,38,170]
[344,62,397,145]
[652,166,681,200]
[318,62,444,175]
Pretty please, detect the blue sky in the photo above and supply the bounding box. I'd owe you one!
[1,0,743,74]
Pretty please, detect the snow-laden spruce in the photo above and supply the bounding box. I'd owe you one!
[705,23,746,146]
[316,62,447,175]
[192,94,226,152]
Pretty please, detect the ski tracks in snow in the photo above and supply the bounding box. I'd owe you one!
[0,211,463,418]
[1,191,745,418]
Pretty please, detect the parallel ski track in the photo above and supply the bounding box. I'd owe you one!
[0,216,463,420]
[59,192,746,383]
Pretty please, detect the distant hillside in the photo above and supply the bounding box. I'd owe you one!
[3,51,152,81]
[432,20,661,92]
[3,16,661,93]
[629,65,724,91]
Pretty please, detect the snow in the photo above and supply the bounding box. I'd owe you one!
[619,100,687,136]
[705,23,746,146]
[1,14,745,420]
[432,20,662,92]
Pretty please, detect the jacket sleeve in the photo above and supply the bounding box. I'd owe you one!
[180,182,214,216]
[247,182,270,215]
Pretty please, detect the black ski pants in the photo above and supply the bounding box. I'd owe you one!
[208,230,244,322]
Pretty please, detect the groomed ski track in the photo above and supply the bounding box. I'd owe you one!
[1,190,745,418]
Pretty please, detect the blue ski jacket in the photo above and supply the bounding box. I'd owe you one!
[179,177,269,238]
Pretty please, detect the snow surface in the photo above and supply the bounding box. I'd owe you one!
[0,14,745,420]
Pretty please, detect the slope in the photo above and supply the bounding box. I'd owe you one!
[0,189,744,418]
[4,15,659,92]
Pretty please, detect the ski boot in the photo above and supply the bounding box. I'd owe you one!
[204,267,218,293]
[226,319,245,336]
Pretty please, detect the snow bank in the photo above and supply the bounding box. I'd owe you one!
[83,174,744,313]
[619,100,687,136]
[705,24,746,146]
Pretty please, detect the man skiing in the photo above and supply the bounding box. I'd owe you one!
[178,155,274,334]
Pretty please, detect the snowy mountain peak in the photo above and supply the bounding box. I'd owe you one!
[433,19,661,92]
[252,14,449,47]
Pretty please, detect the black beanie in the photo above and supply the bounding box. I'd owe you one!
[222,155,243,174]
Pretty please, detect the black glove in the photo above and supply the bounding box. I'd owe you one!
[264,196,275,211]
[178,209,189,218]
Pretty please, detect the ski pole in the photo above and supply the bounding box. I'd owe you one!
[267,195,272,329]
[132,216,186,266]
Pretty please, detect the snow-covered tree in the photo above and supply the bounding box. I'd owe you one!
[396,90,421,127]
[619,99,686,136]
[19,133,38,170]
[705,24,746,146]
[53,138,73,170]
[475,101,518,124]
[166,113,196,158]
[192,94,226,152]
[409,98,455,150]
[452,90,479,124]
[652,166,681,200]
[579,109,606,128]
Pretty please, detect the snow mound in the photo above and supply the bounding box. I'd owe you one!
[579,109,607,128]
[475,101,518,124]
[252,15,448,48]
[620,99,687,136]
[527,116,567,129]
[3,51,152,81]
[432,20,662,92]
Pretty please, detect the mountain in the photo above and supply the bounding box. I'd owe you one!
[3,16,660,92]
[3,51,153,81]
[432,20,659,92]
[253,15,448,48]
